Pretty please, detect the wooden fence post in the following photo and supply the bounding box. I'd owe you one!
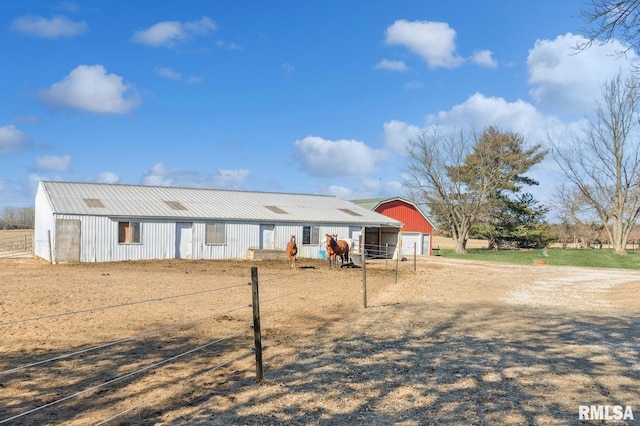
[414,242,417,272]
[362,250,367,309]
[361,226,367,309]
[250,266,263,383]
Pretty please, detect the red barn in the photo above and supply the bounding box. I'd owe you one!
[352,197,437,255]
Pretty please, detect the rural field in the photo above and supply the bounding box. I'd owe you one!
[1,253,639,425]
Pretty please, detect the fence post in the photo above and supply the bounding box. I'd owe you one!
[414,242,416,272]
[250,266,263,383]
[362,250,367,309]
[395,241,400,285]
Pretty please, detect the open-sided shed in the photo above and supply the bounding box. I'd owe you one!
[34,181,402,263]
[351,197,437,256]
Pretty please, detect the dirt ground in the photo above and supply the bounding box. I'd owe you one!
[1,254,639,425]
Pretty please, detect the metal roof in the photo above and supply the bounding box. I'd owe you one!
[351,196,437,230]
[40,181,402,227]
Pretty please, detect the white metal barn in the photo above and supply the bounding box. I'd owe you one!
[34,181,402,263]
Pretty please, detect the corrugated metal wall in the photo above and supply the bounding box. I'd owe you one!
[34,184,55,261]
[44,215,364,263]
[377,200,434,234]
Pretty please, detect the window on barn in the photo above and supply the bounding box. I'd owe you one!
[118,221,141,244]
[205,223,226,244]
[302,226,319,244]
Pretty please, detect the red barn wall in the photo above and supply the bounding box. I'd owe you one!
[375,200,434,234]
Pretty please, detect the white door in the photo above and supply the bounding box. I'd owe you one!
[401,232,422,255]
[349,226,361,253]
[260,224,275,249]
[176,222,193,259]
[422,233,431,255]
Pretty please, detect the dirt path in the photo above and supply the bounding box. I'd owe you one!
[1,256,639,425]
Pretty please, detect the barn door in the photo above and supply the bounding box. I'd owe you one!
[175,222,193,259]
[260,224,275,249]
[55,219,80,263]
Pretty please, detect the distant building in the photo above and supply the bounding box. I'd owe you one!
[351,197,436,256]
[34,181,402,263]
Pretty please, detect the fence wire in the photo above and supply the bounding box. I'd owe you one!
[0,326,252,425]
[0,282,247,326]
[2,260,396,424]
[0,302,251,376]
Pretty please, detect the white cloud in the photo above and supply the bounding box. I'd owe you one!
[471,50,498,68]
[33,155,71,173]
[385,19,463,69]
[216,40,243,50]
[155,66,203,84]
[39,65,140,114]
[0,125,31,154]
[141,162,250,189]
[527,32,638,114]
[319,178,404,200]
[155,66,182,80]
[374,59,409,72]
[404,81,423,90]
[324,185,354,199]
[131,16,216,48]
[93,172,120,184]
[294,136,385,178]
[383,120,422,154]
[186,75,204,84]
[10,14,87,38]
[210,169,251,188]
[282,63,295,74]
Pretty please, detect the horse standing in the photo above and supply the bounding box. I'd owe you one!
[325,234,351,268]
[286,235,298,269]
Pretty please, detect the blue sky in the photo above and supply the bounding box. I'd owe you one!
[1,0,638,213]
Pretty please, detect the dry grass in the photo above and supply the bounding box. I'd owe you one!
[1,256,639,425]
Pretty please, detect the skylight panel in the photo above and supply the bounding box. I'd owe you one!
[339,208,362,217]
[265,205,288,214]
[164,200,188,210]
[83,198,105,208]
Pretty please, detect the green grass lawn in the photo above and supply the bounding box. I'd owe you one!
[440,247,640,270]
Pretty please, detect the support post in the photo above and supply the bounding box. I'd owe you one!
[361,226,367,309]
[250,266,263,383]
[414,242,417,272]
[47,230,53,264]
[395,239,400,285]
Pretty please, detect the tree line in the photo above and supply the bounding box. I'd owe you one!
[1,207,35,230]
[401,0,640,256]
[404,72,640,255]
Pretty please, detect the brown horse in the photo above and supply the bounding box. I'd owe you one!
[325,234,350,268]
[286,235,297,269]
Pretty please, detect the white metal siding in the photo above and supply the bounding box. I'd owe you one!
[42,213,390,263]
[34,183,55,261]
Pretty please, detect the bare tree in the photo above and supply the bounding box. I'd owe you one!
[405,127,545,253]
[552,73,640,254]
[579,0,640,55]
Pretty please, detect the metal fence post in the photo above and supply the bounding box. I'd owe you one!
[250,267,263,383]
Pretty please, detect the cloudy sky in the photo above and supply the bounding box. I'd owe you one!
[1,0,637,213]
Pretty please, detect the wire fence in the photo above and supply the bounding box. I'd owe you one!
[0,233,33,259]
[0,259,406,425]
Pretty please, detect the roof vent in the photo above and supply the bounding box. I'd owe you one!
[265,205,287,214]
[164,200,187,210]
[339,208,362,217]
[83,198,105,208]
